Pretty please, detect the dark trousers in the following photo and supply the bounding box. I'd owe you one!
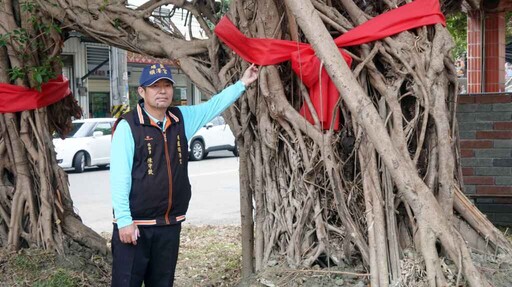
[111,223,182,287]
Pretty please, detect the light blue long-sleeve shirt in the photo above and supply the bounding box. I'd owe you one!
[111,81,246,228]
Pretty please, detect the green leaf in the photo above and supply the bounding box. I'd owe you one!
[31,18,38,28]
[20,1,36,13]
[8,67,25,82]
[51,22,62,34]
[446,12,467,59]
[35,73,43,85]
[113,18,121,29]
[12,29,28,44]
[0,34,7,47]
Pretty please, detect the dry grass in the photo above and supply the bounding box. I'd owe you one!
[174,225,242,287]
[0,225,241,287]
[0,225,510,287]
[0,248,110,287]
[500,227,512,242]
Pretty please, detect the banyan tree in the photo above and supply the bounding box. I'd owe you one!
[0,0,511,286]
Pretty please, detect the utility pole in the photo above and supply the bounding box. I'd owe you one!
[110,47,130,118]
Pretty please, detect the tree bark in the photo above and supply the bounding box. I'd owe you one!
[0,0,107,256]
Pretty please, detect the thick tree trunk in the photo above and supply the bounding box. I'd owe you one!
[281,1,509,285]
[0,0,108,255]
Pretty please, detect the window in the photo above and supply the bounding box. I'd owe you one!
[211,116,224,126]
[89,92,111,118]
[86,45,110,79]
[94,123,112,135]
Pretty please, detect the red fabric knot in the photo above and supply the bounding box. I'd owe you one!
[0,75,71,113]
[214,0,445,130]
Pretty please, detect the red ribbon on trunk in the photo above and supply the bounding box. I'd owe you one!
[0,75,71,113]
[214,0,445,130]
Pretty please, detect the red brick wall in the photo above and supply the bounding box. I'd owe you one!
[458,94,512,225]
[484,12,506,92]
[467,10,482,93]
[467,10,506,93]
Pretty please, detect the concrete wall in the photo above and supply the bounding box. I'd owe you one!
[457,94,512,226]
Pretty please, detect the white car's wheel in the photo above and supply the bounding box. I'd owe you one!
[73,151,86,173]
[190,140,205,161]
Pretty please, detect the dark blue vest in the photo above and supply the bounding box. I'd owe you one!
[115,103,191,225]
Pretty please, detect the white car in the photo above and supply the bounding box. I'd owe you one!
[53,118,116,172]
[188,116,238,161]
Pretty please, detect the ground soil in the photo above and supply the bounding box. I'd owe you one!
[0,225,510,286]
[0,225,242,287]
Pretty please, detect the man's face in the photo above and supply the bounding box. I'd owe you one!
[138,79,174,110]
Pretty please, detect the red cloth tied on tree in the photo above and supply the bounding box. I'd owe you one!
[0,75,71,113]
[214,0,446,130]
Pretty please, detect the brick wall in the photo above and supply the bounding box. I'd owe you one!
[457,94,512,226]
[467,10,482,93]
[467,10,507,93]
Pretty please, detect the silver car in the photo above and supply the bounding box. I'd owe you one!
[188,116,238,161]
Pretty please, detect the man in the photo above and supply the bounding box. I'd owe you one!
[110,63,258,286]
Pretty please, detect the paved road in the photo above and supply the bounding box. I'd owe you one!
[68,151,240,233]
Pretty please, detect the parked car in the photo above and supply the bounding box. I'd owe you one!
[53,118,116,172]
[188,116,238,161]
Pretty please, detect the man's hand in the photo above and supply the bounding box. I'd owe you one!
[119,223,140,245]
[240,64,259,87]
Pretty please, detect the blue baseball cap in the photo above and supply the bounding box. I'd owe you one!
[139,63,176,87]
